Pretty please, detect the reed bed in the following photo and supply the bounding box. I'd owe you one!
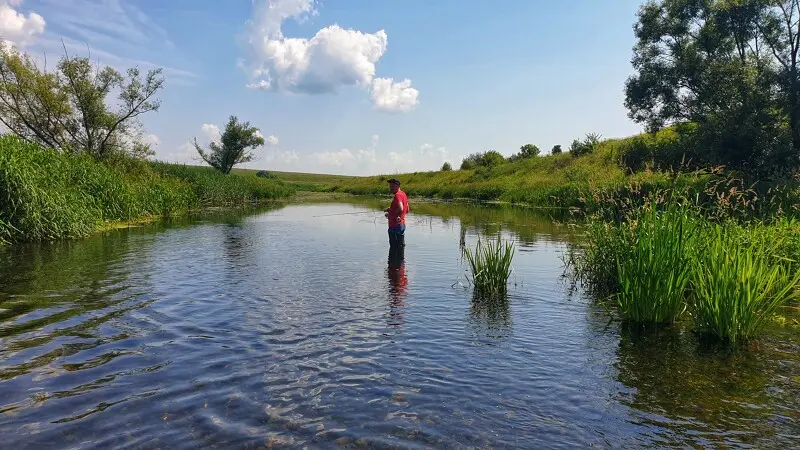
[568,194,800,344]
[0,136,293,243]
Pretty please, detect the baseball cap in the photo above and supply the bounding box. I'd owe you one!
[387,178,401,185]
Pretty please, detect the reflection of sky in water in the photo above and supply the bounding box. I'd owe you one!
[0,200,797,449]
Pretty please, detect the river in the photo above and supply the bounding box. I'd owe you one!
[1,197,798,449]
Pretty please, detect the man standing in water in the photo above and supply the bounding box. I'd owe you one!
[384,178,409,250]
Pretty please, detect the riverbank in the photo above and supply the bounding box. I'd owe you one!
[257,136,798,219]
[0,136,294,244]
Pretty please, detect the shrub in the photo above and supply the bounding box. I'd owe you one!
[441,162,452,171]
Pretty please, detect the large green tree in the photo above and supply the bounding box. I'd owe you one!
[194,115,265,174]
[624,0,800,173]
[0,44,164,159]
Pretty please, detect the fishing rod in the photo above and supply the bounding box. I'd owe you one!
[311,210,383,218]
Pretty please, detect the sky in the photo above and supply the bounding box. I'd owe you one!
[1,0,646,175]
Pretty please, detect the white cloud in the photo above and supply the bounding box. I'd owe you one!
[266,134,279,146]
[0,0,45,47]
[371,78,419,113]
[141,133,160,147]
[25,0,197,85]
[240,0,418,112]
[200,123,221,143]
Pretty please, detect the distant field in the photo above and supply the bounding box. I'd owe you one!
[231,169,356,191]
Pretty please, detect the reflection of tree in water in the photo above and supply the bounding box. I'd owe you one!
[613,324,800,448]
[0,232,146,381]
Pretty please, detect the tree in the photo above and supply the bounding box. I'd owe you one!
[460,150,505,169]
[570,133,602,158]
[441,161,452,171]
[551,144,562,154]
[519,144,540,157]
[194,115,265,174]
[624,0,800,173]
[0,43,164,159]
[508,143,541,161]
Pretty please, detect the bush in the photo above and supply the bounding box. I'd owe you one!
[460,150,506,170]
[570,133,602,158]
[256,170,278,179]
[551,145,562,155]
[441,162,452,171]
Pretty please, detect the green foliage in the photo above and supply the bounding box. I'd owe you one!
[460,150,506,170]
[613,200,696,323]
[551,144,562,155]
[441,162,452,171]
[691,223,800,344]
[0,44,164,160]
[625,0,800,175]
[508,144,540,161]
[256,170,278,179]
[0,136,293,243]
[463,236,515,300]
[194,115,265,174]
[570,133,602,158]
[567,192,800,344]
[0,135,193,243]
[150,163,294,205]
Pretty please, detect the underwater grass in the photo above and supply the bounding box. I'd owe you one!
[690,224,800,344]
[463,236,515,300]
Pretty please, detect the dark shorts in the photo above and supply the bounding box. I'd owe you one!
[388,224,406,234]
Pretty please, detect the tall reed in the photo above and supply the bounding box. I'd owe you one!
[463,236,515,299]
[690,224,800,344]
[613,200,696,323]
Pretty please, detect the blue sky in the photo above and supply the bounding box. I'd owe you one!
[7,0,645,175]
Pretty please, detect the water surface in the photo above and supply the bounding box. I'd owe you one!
[1,199,798,448]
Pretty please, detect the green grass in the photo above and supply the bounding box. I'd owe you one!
[567,194,800,344]
[463,236,515,300]
[232,168,355,192]
[151,163,294,205]
[613,200,696,323]
[0,136,293,243]
[691,223,800,344]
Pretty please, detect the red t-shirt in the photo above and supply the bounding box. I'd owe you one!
[388,190,409,227]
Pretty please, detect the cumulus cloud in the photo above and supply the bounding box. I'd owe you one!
[240,0,418,112]
[200,123,221,143]
[371,78,419,113]
[141,133,160,147]
[0,0,45,47]
[265,134,279,146]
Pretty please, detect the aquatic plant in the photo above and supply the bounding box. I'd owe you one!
[613,200,697,323]
[463,236,515,300]
[690,224,800,344]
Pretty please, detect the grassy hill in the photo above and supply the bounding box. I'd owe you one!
[281,136,702,211]
[231,168,356,191]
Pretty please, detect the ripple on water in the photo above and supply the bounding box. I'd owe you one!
[1,203,799,449]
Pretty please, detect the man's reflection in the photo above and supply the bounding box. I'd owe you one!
[387,246,408,328]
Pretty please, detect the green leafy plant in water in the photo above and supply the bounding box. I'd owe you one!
[613,199,697,323]
[690,224,800,345]
[463,236,515,300]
